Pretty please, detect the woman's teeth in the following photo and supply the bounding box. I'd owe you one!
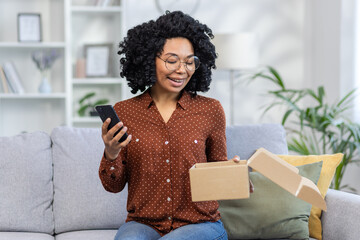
[169,77,183,83]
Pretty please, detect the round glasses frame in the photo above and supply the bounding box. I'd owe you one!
[157,55,201,72]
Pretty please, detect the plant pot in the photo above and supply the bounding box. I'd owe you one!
[90,110,99,116]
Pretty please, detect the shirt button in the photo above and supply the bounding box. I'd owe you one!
[166,179,170,183]
[167,197,171,202]
[168,217,172,220]
[166,159,170,163]
[136,138,139,142]
[194,139,198,144]
[110,167,115,170]
[165,141,169,145]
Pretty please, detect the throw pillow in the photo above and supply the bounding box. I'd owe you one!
[277,153,343,240]
[219,161,323,239]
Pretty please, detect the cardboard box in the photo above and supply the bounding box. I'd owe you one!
[189,160,249,202]
[189,148,327,211]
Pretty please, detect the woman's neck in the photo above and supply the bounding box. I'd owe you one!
[150,87,181,106]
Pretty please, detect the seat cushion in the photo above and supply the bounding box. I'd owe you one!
[0,232,54,240]
[0,131,54,234]
[55,230,117,240]
[51,127,128,234]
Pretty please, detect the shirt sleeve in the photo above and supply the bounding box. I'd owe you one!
[98,146,127,193]
[206,100,228,162]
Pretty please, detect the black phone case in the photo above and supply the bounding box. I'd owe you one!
[95,105,128,143]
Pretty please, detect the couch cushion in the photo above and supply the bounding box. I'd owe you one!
[0,131,54,234]
[0,232,54,240]
[55,230,117,240]
[220,161,322,239]
[51,127,128,234]
[226,124,288,160]
[278,153,343,240]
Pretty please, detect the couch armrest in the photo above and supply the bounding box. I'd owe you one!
[322,189,360,240]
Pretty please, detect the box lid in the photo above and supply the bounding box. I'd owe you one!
[248,148,327,211]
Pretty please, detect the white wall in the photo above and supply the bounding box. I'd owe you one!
[304,0,360,193]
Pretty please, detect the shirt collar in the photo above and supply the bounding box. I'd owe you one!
[139,89,191,110]
[177,90,191,110]
[138,89,154,108]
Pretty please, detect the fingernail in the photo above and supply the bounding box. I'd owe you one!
[128,135,132,140]
[106,118,110,122]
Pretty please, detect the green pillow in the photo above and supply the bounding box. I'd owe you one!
[219,161,323,239]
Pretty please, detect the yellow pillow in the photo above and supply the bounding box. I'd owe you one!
[277,153,343,240]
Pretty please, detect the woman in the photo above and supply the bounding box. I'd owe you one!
[99,11,251,240]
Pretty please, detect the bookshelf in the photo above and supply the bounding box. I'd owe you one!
[0,93,67,99]
[68,0,126,128]
[0,0,127,136]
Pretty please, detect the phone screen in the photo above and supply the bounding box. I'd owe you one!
[95,105,128,143]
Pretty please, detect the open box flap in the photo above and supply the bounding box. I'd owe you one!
[248,148,327,211]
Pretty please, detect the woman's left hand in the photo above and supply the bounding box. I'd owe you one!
[230,155,254,193]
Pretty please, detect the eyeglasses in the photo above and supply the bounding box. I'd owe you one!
[157,55,201,72]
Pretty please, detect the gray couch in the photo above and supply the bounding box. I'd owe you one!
[0,124,359,240]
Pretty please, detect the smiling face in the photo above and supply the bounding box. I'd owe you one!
[153,37,195,96]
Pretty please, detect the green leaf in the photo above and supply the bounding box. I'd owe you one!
[337,88,357,108]
[305,89,320,103]
[288,137,311,155]
[79,92,95,105]
[77,105,89,117]
[250,70,266,80]
[318,86,325,105]
[268,66,285,90]
[282,109,293,125]
[260,102,282,119]
[273,92,301,112]
[93,99,109,107]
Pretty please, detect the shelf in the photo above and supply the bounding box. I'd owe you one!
[0,42,66,49]
[0,0,126,136]
[72,78,123,85]
[72,117,102,123]
[71,6,122,13]
[0,93,67,99]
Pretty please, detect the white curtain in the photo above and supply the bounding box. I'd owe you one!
[339,0,360,123]
[355,0,360,123]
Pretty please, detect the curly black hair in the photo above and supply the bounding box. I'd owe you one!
[118,11,217,95]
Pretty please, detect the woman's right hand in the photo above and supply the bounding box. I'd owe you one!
[101,118,132,161]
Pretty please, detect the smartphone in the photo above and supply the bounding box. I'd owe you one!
[95,105,128,143]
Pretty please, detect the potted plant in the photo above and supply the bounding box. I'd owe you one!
[250,66,360,191]
[77,92,109,117]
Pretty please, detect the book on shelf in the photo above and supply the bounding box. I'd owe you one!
[2,62,25,94]
[76,58,86,78]
[0,66,10,93]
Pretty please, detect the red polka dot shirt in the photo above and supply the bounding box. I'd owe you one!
[99,90,227,235]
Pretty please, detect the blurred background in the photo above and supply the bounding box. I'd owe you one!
[0,0,359,191]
